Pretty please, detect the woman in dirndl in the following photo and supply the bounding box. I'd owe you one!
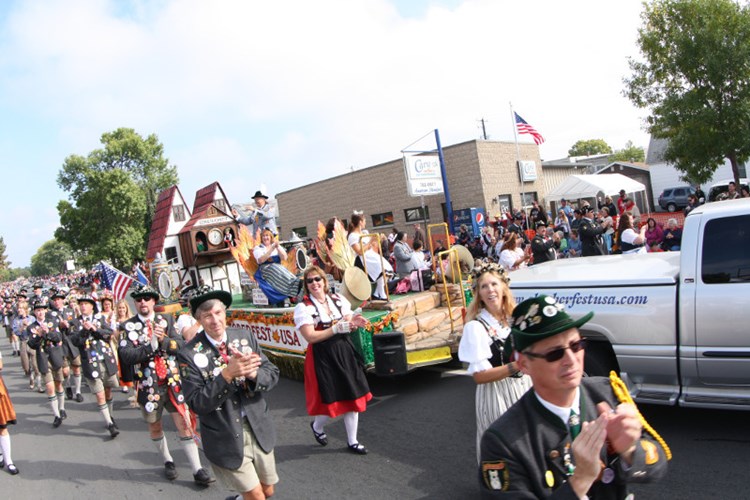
[458,263,532,462]
[0,350,19,474]
[253,228,302,306]
[293,266,371,455]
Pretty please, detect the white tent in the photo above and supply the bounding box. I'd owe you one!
[546,173,646,202]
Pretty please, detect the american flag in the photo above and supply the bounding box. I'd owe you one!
[98,262,135,301]
[514,112,545,145]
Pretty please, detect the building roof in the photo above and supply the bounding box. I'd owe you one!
[179,182,233,234]
[146,186,190,261]
[595,161,650,173]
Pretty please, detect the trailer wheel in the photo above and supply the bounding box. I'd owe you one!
[584,341,619,377]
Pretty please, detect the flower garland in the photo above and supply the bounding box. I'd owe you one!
[364,312,399,334]
[228,310,295,326]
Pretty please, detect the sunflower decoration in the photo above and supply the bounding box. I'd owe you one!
[230,224,298,279]
[315,218,356,271]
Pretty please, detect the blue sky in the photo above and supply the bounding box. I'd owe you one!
[0,0,648,268]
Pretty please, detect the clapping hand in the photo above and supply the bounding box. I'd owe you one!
[350,314,368,330]
[597,402,641,460]
[569,412,608,496]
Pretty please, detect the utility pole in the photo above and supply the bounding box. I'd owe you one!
[478,118,489,140]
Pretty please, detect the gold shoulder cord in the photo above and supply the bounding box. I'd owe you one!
[609,371,672,460]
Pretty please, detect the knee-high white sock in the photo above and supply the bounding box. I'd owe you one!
[12,339,19,351]
[73,374,82,395]
[48,395,60,418]
[98,402,113,426]
[152,435,173,463]
[57,391,66,411]
[313,415,330,434]
[0,434,13,466]
[180,436,202,473]
[106,397,114,416]
[344,411,359,445]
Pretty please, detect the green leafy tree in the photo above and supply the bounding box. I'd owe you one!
[610,141,646,163]
[0,236,9,271]
[56,169,147,269]
[568,139,613,157]
[624,0,750,185]
[0,267,30,283]
[30,239,74,276]
[56,128,178,266]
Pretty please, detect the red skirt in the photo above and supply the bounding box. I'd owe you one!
[304,346,371,417]
[0,376,17,428]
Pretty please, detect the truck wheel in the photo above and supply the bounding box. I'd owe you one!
[666,203,677,212]
[584,341,619,377]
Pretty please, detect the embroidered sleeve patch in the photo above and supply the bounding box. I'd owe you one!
[481,460,509,491]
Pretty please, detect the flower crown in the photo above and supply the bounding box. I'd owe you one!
[470,262,510,287]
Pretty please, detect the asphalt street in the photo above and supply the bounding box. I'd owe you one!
[0,340,748,499]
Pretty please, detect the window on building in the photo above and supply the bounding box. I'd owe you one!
[214,199,227,213]
[404,206,430,223]
[164,246,178,263]
[371,212,394,228]
[521,192,538,209]
[292,227,308,238]
[172,204,186,222]
[497,194,513,215]
[701,215,750,284]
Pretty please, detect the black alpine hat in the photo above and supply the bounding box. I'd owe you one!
[252,190,269,200]
[130,283,160,302]
[189,284,232,315]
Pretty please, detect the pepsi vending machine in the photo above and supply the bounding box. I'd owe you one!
[452,207,486,237]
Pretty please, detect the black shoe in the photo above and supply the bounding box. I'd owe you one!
[75,393,84,403]
[347,442,368,455]
[107,423,120,439]
[310,421,328,446]
[53,416,63,428]
[110,417,118,429]
[65,387,73,400]
[60,409,68,420]
[0,456,4,468]
[7,464,18,475]
[193,468,214,486]
[164,461,178,481]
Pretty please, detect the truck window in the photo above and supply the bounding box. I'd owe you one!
[701,214,750,284]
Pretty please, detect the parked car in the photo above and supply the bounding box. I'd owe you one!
[708,178,748,202]
[658,185,696,212]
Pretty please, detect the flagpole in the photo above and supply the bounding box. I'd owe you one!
[510,102,527,232]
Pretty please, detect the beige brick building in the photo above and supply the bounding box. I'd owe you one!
[276,139,544,240]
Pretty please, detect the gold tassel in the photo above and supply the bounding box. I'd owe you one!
[609,371,672,460]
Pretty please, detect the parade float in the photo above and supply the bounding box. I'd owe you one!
[223,221,473,379]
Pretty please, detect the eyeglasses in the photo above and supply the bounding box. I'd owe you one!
[523,338,587,363]
[134,297,153,303]
[305,276,324,284]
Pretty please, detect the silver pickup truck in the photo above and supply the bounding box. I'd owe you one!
[508,198,750,410]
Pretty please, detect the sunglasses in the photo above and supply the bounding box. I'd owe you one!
[305,276,324,284]
[523,338,587,363]
[134,297,153,303]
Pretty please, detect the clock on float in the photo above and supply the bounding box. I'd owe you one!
[207,228,224,246]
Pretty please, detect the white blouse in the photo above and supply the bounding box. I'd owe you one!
[458,309,512,375]
[294,294,353,330]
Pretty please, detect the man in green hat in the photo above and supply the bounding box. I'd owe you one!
[479,294,668,498]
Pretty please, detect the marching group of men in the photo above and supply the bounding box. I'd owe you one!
[2,271,669,499]
[2,282,278,500]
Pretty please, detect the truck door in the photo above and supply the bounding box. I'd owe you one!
[695,213,750,386]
